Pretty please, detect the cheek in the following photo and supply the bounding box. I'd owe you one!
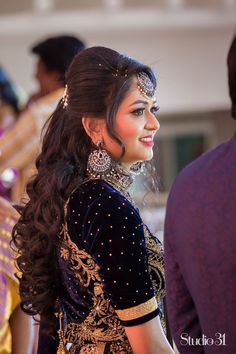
[115,122,140,142]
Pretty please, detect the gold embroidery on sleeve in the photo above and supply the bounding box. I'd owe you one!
[143,224,165,301]
[60,223,101,287]
[57,185,166,353]
[115,296,157,321]
[59,222,133,353]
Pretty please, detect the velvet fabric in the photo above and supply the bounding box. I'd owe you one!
[38,179,165,353]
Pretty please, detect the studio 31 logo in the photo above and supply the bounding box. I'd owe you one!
[180,333,226,346]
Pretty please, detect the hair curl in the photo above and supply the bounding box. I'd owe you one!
[12,46,157,334]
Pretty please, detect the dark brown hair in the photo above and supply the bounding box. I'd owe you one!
[12,46,157,333]
[227,33,236,120]
[31,35,86,84]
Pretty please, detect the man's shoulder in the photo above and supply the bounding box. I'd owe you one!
[36,87,64,106]
[176,135,236,185]
[165,135,236,224]
[26,88,64,129]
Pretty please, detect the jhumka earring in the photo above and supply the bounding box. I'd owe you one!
[87,140,112,178]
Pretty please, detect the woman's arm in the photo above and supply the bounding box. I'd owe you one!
[125,316,174,354]
[9,305,36,354]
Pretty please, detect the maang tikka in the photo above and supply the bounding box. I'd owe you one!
[137,71,156,99]
[87,140,112,178]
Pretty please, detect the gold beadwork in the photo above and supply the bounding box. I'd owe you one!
[115,296,157,321]
[86,162,135,206]
[57,179,166,352]
[59,218,132,352]
[143,225,165,301]
[55,310,69,354]
[60,223,101,287]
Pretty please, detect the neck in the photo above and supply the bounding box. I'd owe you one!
[120,162,132,172]
[44,81,63,96]
[87,159,134,192]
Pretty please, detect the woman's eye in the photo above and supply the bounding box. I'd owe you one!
[151,106,159,117]
[132,108,145,116]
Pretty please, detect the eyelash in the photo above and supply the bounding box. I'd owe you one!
[151,106,159,117]
[132,106,159,117]
[132,108,145,116]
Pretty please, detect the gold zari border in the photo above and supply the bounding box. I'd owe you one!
[115,296,158,321]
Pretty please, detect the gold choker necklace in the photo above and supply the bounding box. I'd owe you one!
[87,161,135,205]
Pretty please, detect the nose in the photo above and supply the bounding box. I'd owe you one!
[145,111,160,132]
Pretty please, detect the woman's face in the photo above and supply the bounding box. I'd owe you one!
[103,77,160,169]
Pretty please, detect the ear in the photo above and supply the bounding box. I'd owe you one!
[50,70,61,82]
[82,117,105,145]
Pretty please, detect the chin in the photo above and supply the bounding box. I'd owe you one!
[142,152,153,161]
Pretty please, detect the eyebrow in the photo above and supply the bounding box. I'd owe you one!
[129,99,157,107]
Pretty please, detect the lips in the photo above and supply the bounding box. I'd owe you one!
[139,135,154,146]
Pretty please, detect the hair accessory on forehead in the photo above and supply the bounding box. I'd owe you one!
[98,62,128,78]
[62,85,68,109]
[137,71,156,98]
[112,67,128,78]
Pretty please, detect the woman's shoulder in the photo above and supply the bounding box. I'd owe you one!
[69,179,140,221]
[72,179,133,206]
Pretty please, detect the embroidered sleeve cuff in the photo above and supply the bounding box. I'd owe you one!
[115,297,159,326]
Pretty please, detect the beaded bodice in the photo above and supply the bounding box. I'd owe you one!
[57,176,165,354]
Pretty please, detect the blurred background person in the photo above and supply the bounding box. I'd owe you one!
[164,33,236,353]
[0,65,21,133]
[0,196,36,354]
[22,35,85,109]
[0,66,23,200]
[0,35,85,203]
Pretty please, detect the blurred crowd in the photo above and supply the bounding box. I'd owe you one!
[0,34,85,354]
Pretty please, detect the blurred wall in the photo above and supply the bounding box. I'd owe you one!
[0,6,235,115]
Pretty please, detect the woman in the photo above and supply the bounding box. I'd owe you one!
[0,65,20,133]
[0,197,36,354]
[0,66,21,200]
[12,47,174,354]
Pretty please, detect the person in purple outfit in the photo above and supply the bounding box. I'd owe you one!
[164,33,236,353]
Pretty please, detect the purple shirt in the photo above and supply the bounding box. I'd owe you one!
[164,134,236,353]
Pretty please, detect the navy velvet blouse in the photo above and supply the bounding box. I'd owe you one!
[38,179,165,354]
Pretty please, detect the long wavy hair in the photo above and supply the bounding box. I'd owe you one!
[12,46,157,333]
